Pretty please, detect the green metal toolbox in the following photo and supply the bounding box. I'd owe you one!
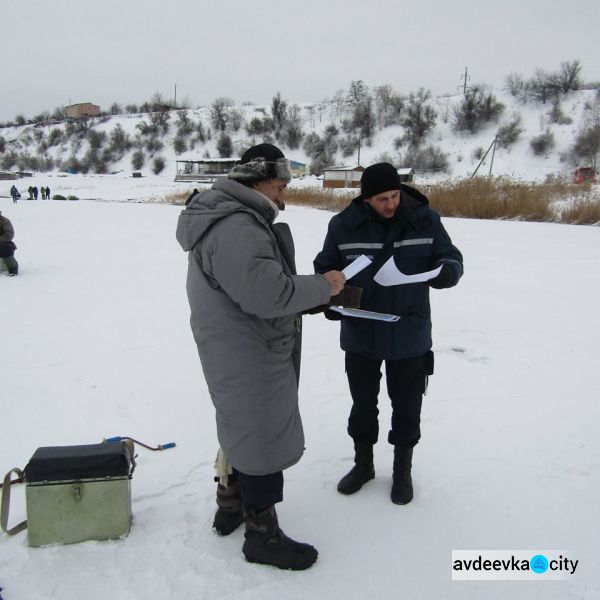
[24,443,132,547]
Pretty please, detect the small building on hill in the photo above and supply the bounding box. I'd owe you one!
[66,103,101,120]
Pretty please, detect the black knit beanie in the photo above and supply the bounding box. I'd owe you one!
[228,143,292,184]
[360,162,401,199]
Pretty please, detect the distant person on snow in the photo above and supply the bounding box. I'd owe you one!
[314,162,463,505]
[40,186,46,199]
[33,186,39,200]
[46,185,51,200]
[28,186,34,200]
[0,210,19,276]
[176,143,349,570]
[10,185,20,203]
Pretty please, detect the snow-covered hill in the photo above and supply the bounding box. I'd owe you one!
[1,88,598,184]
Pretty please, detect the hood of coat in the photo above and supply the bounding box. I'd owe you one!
[176,178,279,252]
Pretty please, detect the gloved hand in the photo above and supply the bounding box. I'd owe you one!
[428,263,454,289]
[324,308,344,321]
[304,285,362,315]
[330,285,363,308]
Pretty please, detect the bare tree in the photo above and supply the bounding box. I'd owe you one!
[374,84,394,128]
[346,80,369,109]
[452,85,504,133]
[271,92,288,135]
[217,133,233,157]
[280,104,304,149]
[559,59,582,93]
[402,88,437,146]
[505,73,528,102]
[496,114,523,148]
[150,93,168,111]
[527,69,561,104]
[530,130,555,155]
[229,108,246,132]
[210,97,234,132]
[350,96,376,140]
[330,90,346,123]
[149,110,171,135]
[572,97,600,168]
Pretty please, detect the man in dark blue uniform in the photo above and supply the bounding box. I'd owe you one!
[314,163,463,504]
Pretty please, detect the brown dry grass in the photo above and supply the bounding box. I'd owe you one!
[557,199,600,225]
[418,177,597,223]
[165,190,191,206]
[167,178,600,225]
[284,187,355,212]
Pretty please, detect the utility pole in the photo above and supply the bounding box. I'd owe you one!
[471,136,498,178]
[458,67,471,95]
[357,138,361,166]
[489,135,498,176]
[174,84,177,108]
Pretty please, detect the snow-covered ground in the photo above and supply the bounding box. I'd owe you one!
[0,172,327,206]
[1,192,599,600]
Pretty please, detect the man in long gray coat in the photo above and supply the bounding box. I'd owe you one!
[176,144,346,570]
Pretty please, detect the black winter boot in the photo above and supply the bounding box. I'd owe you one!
[391,446,413,505]
[213,474,244,535]
[242,506,318,570]
[337,442,375,495]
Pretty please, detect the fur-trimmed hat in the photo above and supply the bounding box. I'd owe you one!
[228,143,292,185]
[360,162,401,199]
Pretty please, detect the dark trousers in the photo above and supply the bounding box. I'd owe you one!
[345,352,431,448]
[1,256,18,275]
[234,469,284,512]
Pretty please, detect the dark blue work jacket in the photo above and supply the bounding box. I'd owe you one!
[314,184,463,360]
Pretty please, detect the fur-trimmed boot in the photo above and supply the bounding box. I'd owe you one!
[337,441,375,495]
[213,474,244,535]
[242,506,318,570]
[391,446,413,505]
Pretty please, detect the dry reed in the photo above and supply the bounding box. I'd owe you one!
[166,178,600,226]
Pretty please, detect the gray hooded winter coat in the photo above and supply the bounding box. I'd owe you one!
[176,178,331,475]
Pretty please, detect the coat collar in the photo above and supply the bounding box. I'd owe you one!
[213,178,279,223]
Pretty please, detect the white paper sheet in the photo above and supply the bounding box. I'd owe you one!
[373,257,442,286]
[329,306,401,322]
[342,255,372,280]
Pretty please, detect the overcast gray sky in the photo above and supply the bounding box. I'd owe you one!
[1,0,599,121]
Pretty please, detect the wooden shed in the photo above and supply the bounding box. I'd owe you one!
[397,167,415,182]
[175,158,240,182]
[175,156,308,182]
[322,166,365,189]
